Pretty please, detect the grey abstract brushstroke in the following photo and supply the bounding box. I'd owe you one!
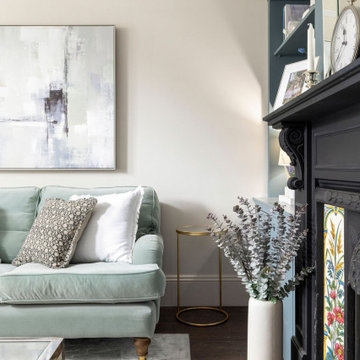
[62,26,71,135]
[44,86,67,137]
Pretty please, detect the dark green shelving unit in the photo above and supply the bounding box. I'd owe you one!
[267,0,321,198]
[268,0,310,200]
[268,0,312,108]
[267,1,324,359]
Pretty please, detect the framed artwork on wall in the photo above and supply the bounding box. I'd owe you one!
[274,57,319,110]
[0,25,115,169]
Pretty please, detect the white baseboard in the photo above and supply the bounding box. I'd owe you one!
[161,274,249,307]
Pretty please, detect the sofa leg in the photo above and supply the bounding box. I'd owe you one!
[134,337,151,360]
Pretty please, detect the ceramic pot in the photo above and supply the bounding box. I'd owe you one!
[247,297,283,360]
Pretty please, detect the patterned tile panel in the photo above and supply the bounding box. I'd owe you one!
[323,205,345,360]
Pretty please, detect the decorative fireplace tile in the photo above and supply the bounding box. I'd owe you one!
[323,204,345,360]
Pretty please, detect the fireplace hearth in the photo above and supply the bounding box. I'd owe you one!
[264,58,360,360]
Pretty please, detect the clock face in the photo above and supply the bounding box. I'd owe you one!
[331,6,360,73]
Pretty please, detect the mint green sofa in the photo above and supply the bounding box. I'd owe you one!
[0,186,166,360]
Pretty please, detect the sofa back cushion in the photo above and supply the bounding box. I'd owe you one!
[0,187,40,263]
[38,186,160,239]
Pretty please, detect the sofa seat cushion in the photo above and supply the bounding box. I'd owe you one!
[0,264,16,275]
[0,262,166,304]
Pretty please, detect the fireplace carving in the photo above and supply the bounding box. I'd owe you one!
[279,127,304,190]
[350,241,360,295]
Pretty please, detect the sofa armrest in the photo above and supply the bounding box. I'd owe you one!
[133,234,164,267]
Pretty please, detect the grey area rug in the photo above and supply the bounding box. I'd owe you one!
[65,334,191,360]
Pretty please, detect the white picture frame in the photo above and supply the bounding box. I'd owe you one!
[274,57,319,110]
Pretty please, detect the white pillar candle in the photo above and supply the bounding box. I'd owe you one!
[307,23,315,72]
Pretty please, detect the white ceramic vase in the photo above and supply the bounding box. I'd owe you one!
[247,297,283,360]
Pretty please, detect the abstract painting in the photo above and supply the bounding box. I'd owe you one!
[0,26,115,169]
[323,204,345,360]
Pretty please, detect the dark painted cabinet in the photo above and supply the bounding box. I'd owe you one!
[264,58,360,360]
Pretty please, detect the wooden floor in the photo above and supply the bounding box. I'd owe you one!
[156,307,248,360]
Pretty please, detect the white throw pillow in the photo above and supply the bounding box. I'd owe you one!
[70,187,144,263]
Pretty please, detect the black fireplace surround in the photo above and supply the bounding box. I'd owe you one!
[264,58,360,360]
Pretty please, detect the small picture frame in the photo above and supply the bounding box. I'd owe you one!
[274,57,319,110]
[283,4,310,39]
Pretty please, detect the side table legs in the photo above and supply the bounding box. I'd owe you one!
[176,230,228,326]
[177,232,180,312]
[219,247,223,309]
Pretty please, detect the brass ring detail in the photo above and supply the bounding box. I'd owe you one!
[176,306,229,327]
[176,225,224,236]
[176,225,211,236]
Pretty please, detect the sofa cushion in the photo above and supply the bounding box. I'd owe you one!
[70,187,144,263]
[12,198,97,269]
[0,262,166,304]
[38,186,160,239]
[0,187,40,263]
[0,264,16,275]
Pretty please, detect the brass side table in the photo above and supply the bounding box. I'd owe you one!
[176,225,229,327]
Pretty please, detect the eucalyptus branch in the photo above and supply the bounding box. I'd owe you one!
[208,199,313,302]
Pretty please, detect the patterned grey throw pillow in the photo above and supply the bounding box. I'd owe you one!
[12,197,97,269]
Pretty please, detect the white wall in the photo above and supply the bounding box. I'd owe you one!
[0,0,268,306]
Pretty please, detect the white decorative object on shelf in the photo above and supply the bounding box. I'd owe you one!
[307,23,315,72]
[283,21,300,38]
[279,186,295,206]
[274,57,319,109]
[330,1,360,73]
[278,148,291,166]
[274,59,308,109]
[278,148,295,205]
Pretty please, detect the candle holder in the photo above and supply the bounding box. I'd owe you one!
[304,70,319,89]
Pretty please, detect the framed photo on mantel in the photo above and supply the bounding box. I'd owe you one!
[0,25,115,170]
[274,57,319,111]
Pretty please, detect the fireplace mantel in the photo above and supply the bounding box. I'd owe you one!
[264,58,360,129]
[264,60,360,360]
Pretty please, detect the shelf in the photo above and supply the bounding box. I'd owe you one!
[263,58,360,128]
[274,6,315,57]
